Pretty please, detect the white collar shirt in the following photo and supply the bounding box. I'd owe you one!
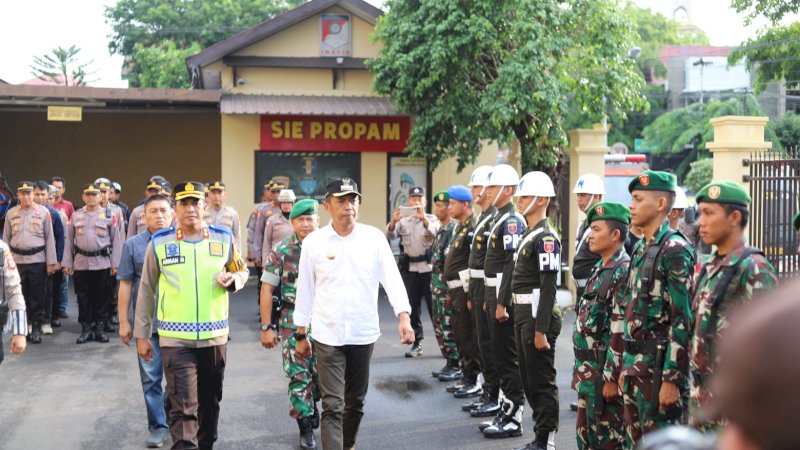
[294,222,411,346]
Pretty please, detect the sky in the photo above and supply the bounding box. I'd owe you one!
[0,0,795,88]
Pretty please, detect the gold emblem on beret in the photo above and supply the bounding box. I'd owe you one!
[326,252,336,260]
[709,186,721,199]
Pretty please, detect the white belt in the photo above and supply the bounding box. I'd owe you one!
[513,290,541,317]
[447,280,464,289]
[469,269,485,279]
[574,278,589,289]
[484,277,498,287]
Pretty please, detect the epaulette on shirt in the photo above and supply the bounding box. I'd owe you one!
[208,224,232,237]
[152,227,176,240]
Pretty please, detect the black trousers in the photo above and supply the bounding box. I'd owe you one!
[50,270,64,320]
[18,263,46,323]
[484,283,525,405]
[315,342,374,450]
[468,278,500,394]
[73,270,110,324]
[450,287,481,383]
[162,344,227,450]
[514,304,561,436]
[403,271,432,343]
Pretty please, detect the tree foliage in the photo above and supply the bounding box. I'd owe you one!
[728,22,800,94]
[774,111,800,149]
[30,45,96,86]
[684,158,713,193]
[369,0,647,173]
[730,0,800,24]
[105,0,304,88]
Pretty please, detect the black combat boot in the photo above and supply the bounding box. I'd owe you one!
[104,319,116,332]
[438,359,463,382]
[311,402,320,429]
[482,399,523,439]
[95,322,110,343]
[76,323,94,344]
[29,321,42,344]
[297,416,317,449]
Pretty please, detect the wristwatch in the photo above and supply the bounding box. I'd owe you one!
[260,323,277,332]
[293,331,308,341]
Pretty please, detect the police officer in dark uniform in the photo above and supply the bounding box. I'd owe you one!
[443,185,482,400]
[511,172,562,450]
[481,164,527,439]
[465,166,503,417]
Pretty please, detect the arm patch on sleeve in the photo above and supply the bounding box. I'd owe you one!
[502,218,524,250]
[537,236,561,272]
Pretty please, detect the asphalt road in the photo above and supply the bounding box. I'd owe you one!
[0,283,579,450]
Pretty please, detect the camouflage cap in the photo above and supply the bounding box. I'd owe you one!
[696,180,750,207]
[794,212,800,232]
[289,199,319,220]
[586,202,630,225]
[628,170,677,193]
[433,190,449,203]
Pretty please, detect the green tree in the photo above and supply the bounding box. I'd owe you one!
[684,158,713,193]
[730,0,800,24]
[105,0,305,88]
[30,45,96,86]
[774,111,800,149]
[728,22,800,94]
[370,0,647,173]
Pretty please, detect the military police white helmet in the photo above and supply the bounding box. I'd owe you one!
[673,187,689,209]
[572,173,606,195]
[468,165,493,187]
[277,189,296,203]
[485,164,520,187]
[514,171,556,197]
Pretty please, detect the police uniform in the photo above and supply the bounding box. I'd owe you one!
[442,186,481,394]
[2,181,57,342]
[133,181,249,449]
[203,181,242,249]
[0,238,28,363]
[251,183,285,266]
[688,181,778,431]
[483,199,526,437]
[261,199,320,448]
[128,181,164,239]
[572,203,630,450]
[62,183,123,343]
[430,190,459,375]
[96,179,127,328]
[261,212,293,261]
[386,186,439,352]
[605,171,696,448]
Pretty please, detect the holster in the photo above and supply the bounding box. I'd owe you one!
[650,342,667,416]
[398,253,410,273]
[594,345,608,416]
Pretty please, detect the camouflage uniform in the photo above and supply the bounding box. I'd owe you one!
[605,221,696,448]
[573,246,629,450]
[688,241,777,431]
[262,233,320,419]
[431,221,459,363]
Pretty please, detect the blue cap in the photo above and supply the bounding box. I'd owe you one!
[447,185,472,202]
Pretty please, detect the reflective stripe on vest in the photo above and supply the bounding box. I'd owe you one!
[153,230,231,340]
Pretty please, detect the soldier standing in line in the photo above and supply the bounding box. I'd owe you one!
[62,183,123,344]
[688,181,777,431]
[481,164,527,439]
[203,181,242,249]
[572,173,605,301]
[2,181,57,343]
[128,180,165,239]
[386,186,439,358]
[430,190,461,382]
[463,166,503,418]
[606,170,696,449]
[572,202,631,450]
[260,199,321,449]
[442,186,482,399]
[510,172,562,450]
[95,177,127,329]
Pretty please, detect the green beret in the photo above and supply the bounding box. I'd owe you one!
[794,212,800,232]
[586,202,630,225]
[433,191,450,203]
[628,170,677,193]
[289,199,318,220]
[696,180,751,207]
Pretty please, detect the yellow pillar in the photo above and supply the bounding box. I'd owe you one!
[706,115,772,186]
[564,128,609,306]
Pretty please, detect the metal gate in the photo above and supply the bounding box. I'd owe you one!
[745,148,800,277]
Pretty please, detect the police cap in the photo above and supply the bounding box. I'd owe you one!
[174,181,205,201]
[16,181,34,192]
[409,186,425,197]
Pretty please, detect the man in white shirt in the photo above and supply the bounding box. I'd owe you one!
[294,178,415,450]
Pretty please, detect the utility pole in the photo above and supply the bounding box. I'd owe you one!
[693,57,713,104]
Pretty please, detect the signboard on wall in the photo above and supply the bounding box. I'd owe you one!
[320,14,352,56]
[254,152,361,202]
[260,115,410,153]
[389,156,427,213]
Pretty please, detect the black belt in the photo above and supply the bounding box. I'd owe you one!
[10,245,44,256]
[623,339,663,354]
[75,246,112,257]
[692,370,711,387]
[574,349,600,360]
[407,254,428,263]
